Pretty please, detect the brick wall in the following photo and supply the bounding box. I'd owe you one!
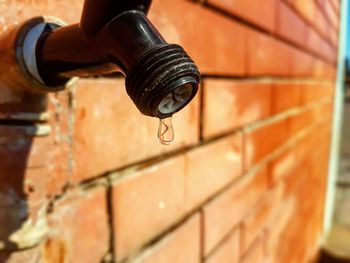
[0,0,339,262]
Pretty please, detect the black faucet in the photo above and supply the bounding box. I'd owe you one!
[17,0,200,119]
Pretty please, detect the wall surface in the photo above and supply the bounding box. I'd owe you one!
[0,0,339,262]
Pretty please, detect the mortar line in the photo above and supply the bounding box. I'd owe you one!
[111,115,330,262]
[197,75,335,84]
[314,0,337,31]
[282,1,338,48]
[49,115,331,263]
[77,98,333,187]
[328,1,339,18]
[106,180,116,262]
[203,224,239,260]
[282,1,338,49]
[199,80,205,143]
[81,74,336,85]
[119,211,203,263]
[243,97,333,132]
[199,209,205,263]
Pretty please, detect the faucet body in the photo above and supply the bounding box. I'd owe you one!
[24,0,200,118]
[38,10,161,82]
[79,0,153,37]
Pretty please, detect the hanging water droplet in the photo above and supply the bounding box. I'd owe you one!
[158,116,174,145]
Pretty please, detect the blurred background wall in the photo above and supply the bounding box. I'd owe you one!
[0,0,340,262]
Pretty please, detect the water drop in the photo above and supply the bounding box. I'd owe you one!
[158,117,174,145]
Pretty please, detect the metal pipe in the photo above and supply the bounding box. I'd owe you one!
[12,0,200,119]
[80,0,153,37]
[36,11,166,82]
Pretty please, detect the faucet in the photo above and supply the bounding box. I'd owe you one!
[6,0,200,119]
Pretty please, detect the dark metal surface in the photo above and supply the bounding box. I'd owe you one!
[35,0,200,118]
[37,11,166,83]
[80,0,153,37]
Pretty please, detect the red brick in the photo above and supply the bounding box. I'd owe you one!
[207,0,277,31]
[73,79,199,183]
[186,134,243,207]
[312,60,327,79]
[308,123,331,181]
[46,91,75,197]
[290,48,315,77]
[326,43,337,65]
[313,59,336,80]
[241,184,283,254]
[265,197,296,258]
[314,7,331,39]
[44,187,109,263]
[45,143,70,199]
[271,82,301,114]
[276,1,307,47]
[330,27,338,49]
[112,156,187,261]
[314,101,333,121]
[271,167,326,262]
[0,1,82,31]
[0,126,50,205]
[134,214,200,263]
[317,35,337,63]
[244,119,288,170]
[268,147,300,185]
[305,27,326,56]
[316,0,339,30]
[287,109,315,138]
[324,63,337,79]
[205,228,240,263]
[203,79,271,138]
[286,0,317,24]
[300,83,334,104]
[318,102,334,120]
[287,0,330,40]
[240,236,264,263]
[203,165,268,255]
[282,158,309,198]
[150,0,246,75]
[0,1,339,263]
[247,30,292,76]
[301,0,330,39]
[329,0,340,16]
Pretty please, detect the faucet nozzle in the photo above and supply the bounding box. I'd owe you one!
[12,1,201,118]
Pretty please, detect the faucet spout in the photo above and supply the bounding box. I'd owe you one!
[12,0,200,118]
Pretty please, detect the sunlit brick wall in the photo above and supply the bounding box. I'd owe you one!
[0,0,339,262]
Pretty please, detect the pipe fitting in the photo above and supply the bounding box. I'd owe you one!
[0,17,77,94]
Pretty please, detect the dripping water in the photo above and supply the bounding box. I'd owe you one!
[158,116,174,145]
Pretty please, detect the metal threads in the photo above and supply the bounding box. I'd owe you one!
[125,44,200,117]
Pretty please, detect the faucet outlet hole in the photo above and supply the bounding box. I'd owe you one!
[158,84,193,115]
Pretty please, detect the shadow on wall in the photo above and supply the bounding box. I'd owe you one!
[0,87,50,261]
[319,250,350,263]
